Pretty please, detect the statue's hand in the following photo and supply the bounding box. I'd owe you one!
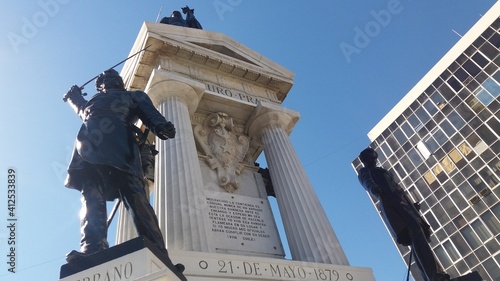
[63,85,83,102]
[157,122,176,140]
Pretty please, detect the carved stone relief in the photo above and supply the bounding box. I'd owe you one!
[194,112,250,192]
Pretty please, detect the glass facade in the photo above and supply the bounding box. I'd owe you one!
[352,14,500,281]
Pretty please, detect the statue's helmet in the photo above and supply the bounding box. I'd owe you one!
[359,148,378,165]
[95,69,124,91]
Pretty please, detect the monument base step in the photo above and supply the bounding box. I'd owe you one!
[169,249,376,281]
[59,236,186,281]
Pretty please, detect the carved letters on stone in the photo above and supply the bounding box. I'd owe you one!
[194,113,250,192]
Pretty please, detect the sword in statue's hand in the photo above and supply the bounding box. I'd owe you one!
[62,45,151,102]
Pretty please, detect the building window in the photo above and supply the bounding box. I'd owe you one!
[468,174,488,192]
[466,134,488,155]
[475,87,496,105]
[401,121,414,138]
[479,41,497,61]
[440,119,456,138]
[450,190,468,211]
[449,148,466,168]
[486,118,500,137]
[456,103,475,121]
[443,240,461,262]
[435,245,453,269]
[474,76,500,105]
[408,147,423,166]
[470,219,492,242]
[476,124,498,146]
[482,258,500,281]
[447,76,463,92]
[465,95,486,114]
[415,107,431,124]
[471,52,489,67]
[423,170,439,189]
[462,60,481,77]
[480,210,500,236]
[440,156,457,174]
[424,99,438,116]
[393,128,407,145]
[448,111,466,130]
[416,141,432,160]
[425,135,440,153]
[432,164,448,183]
[460,225,482,249]
[450,233,472,257]
[380,141,392,159]
[458,142,475,161]
[478,167,499,188]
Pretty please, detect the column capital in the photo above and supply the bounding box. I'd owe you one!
[145,69,205,114]
[246,101,300,140]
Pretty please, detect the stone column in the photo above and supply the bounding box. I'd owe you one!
[247,103,349,265]
[146,69,212,252]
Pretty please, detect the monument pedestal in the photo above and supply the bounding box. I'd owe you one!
[169,250,375,281]
[59,237,186,281]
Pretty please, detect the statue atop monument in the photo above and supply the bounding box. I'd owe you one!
[160,6,202,29]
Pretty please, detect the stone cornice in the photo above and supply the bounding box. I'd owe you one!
[121,22,294,102]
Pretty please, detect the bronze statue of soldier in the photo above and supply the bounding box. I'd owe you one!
[357,148,450,281]
[62,69,177,267]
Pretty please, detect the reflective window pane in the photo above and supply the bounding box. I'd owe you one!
[424,99,438,116]
[475,88,495,105]
[448,111,466,130]
[482,77,500,98]
[435,245,453,268]
[461,225,482,249]
[408,148,423,166]
[443,240,461,261]
[481,211,500,235]
[479,167,499,188]
[471,220,492,242]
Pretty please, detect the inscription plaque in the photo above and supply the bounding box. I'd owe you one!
[205,191,284,257]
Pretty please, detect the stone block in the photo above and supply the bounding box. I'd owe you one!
[59,236,186,281]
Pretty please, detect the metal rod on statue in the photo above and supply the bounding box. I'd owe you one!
[62,45,151,101]
[80,44,152,90]
[107,199,122,228]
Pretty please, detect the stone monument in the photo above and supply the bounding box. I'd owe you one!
[111,21,376,281]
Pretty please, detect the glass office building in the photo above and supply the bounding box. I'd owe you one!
[351,3,500,280]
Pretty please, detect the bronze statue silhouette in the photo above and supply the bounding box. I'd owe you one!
[160,6,202,29]
[357,148,450,281]
[182,6,202,29]
[62,69,179,270]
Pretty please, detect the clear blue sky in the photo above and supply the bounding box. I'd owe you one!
[0,1,496,280]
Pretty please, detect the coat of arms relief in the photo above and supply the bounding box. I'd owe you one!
[194,112,250,192]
